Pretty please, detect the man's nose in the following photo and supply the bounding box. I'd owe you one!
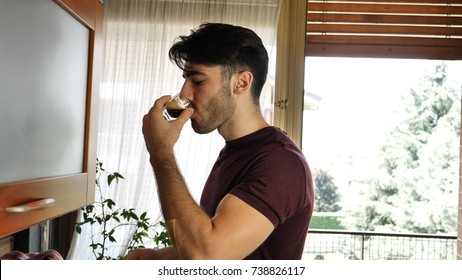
[180,83,193,101]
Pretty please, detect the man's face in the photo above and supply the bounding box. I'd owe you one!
[181,63,236,134]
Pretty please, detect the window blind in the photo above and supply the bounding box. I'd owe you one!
[306,0,462,59]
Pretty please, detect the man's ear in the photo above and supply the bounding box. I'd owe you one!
[233,71,253,94]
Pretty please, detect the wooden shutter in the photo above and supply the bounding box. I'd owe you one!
[306,0,462,59]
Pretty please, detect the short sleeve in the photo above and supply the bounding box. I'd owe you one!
[230,148,309,227]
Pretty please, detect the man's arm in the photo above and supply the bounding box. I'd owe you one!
[150,146,274,259]
[124,247,179,260]
[142,96,274,259]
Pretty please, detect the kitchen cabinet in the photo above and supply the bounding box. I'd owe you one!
[0,0,103,238]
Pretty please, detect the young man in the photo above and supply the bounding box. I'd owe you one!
[125,23,313,260]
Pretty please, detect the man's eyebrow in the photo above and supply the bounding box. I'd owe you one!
[182,69,206,78]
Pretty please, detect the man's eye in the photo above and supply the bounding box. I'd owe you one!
[193,80,204,85]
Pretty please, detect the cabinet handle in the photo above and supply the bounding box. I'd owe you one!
[5,198,55,213]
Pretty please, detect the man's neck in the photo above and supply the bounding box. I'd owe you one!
[218,111,270,141]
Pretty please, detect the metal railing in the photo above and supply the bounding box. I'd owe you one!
[304,229,457,260]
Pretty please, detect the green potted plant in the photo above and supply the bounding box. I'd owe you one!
[76,158,171,259]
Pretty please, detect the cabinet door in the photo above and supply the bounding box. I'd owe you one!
[0,0,103,238]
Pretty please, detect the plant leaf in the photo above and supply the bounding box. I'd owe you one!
[104,199,116,209]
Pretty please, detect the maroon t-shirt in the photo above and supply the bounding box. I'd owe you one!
[200,126,314,259]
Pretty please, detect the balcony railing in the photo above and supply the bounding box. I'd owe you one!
[304,229,457,260]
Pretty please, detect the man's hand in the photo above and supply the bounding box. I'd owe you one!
[142,95,194,156]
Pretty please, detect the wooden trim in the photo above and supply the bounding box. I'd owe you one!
[307,35,462,47]
[0,175,87,238]
[307,24,462,37]
[55,0,95,29]
[311,0,462,4]
[306,35,462,59]
[308,2,462,15]
[306,0,462,59]
[307,13,462,26]
[307,43,462,59]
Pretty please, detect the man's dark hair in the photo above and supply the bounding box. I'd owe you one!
[169,23,269,106]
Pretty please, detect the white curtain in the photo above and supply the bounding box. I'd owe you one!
[67,0,280,260]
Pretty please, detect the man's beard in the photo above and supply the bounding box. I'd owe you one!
[191,84,236,134]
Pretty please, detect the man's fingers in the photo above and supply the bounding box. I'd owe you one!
[175,107,194,124]
[147,95,171,113]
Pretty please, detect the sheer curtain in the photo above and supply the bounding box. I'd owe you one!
[67,0,280,259]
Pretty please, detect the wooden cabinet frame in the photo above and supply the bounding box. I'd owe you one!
[0,0,103,238]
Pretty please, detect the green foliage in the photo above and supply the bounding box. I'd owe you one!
[310,213,345,230]
[313,169,341,212]
[75,158,171,260]
[343,63,459,234]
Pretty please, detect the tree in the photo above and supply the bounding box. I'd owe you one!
[343,63,459,234]
[313,169,341,212]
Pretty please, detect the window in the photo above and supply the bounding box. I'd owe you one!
[303,57,461,235]
[295,0,462,258]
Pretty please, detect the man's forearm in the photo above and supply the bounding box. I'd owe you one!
[124,247,179,260]
[150,152,199,220]
[150,152,215,259]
